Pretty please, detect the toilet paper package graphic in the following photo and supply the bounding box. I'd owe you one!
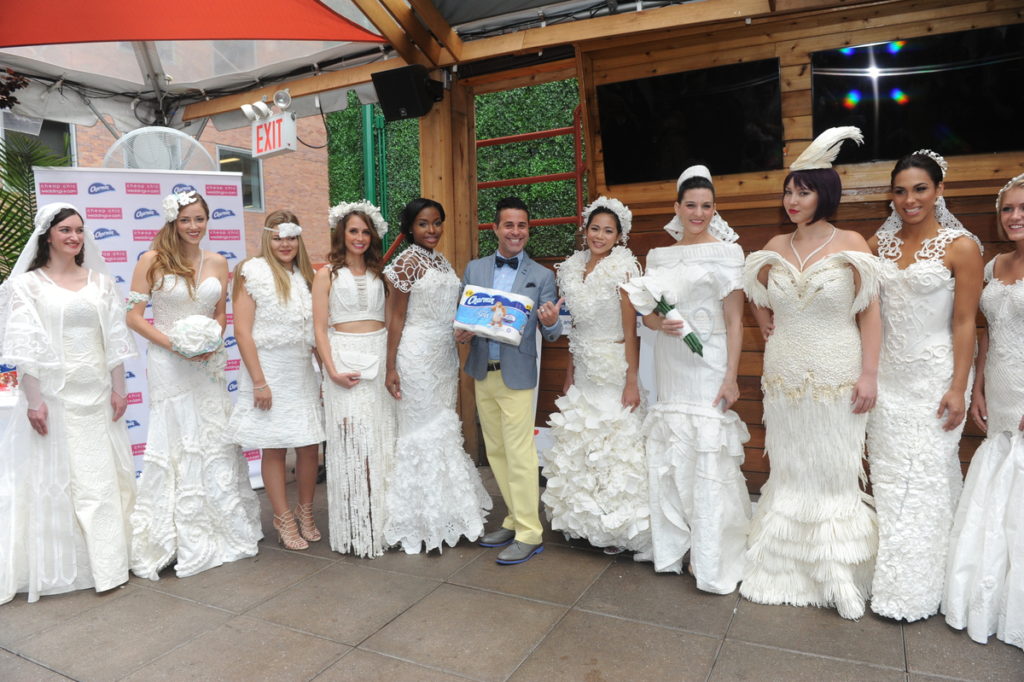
[454,285,534,346]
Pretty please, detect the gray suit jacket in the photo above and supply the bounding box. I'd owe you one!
[462,251,562,390]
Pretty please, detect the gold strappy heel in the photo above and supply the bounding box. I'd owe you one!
[274,510,309,550]
[294,503,321,542]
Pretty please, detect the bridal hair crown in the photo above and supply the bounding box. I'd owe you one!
[912,149,948,178]
[582,196,632,242]
[328,200,388,239]
[996,171,1024,210]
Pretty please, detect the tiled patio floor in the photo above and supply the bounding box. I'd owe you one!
[2,469,1021,681]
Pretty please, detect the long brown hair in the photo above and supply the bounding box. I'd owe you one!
[233,209,315,303]
[146,193,211,296]
[328,210,383,280]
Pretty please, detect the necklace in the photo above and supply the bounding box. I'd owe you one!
[790,226,837,271]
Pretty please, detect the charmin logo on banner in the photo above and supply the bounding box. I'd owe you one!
[32,168,257,485]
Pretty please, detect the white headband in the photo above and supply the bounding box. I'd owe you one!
[996,172,1024,211]
[790,126,863,171]
[663,165,739,243]
[162,191,198,222]
[581,196,632,244]
[328,200,388,239]
[265,222,302,238]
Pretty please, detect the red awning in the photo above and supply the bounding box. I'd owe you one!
[0,0,383,48]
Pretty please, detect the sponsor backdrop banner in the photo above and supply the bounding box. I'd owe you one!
[33,167,263,487]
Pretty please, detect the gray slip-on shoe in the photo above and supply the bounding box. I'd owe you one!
[479,528,516,548]
[495,541,544,565]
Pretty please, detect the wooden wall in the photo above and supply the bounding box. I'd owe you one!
[531,0,1024,492]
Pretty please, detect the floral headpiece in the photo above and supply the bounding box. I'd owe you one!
[996,171,1024,211]
[162,191,198,222]
[328,200,388,239]
[912,149,948,179]
[265,222,302,238]
[582,196,632,244]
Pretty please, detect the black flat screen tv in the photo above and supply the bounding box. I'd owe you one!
[596,58,783,185]
[811,24,1024,163]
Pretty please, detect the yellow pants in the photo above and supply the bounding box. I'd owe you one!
[475,370,543,545]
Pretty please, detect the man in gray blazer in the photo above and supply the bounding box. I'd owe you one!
[455,197,562,565]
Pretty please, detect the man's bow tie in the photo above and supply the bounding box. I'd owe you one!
[496,255,519,269]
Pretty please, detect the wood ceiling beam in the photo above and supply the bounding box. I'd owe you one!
[378,0,454,66]
[350,0,432,67]
[407,0,464,61]
[181,57,407,121]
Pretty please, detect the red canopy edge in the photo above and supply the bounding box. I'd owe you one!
[0,0,383,48]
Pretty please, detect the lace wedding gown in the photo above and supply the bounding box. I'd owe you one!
[226,257,324,448]
[742,250,879,620]
[382,245,491,553]
[0,271,136,603]
[868,224,981,621]
[943,257,1024,650]
[542,246,651,555]
[641,242,750,593]
[130,271,262,579]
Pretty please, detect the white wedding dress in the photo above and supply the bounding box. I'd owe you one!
[130,269,262,579]
[943,256,1024,650]
[226,257,324,449]
[742,250,879,620]
[0,270,137,603]
[542,246,651,555]
[868,224,980,621]
[641,242,750,593]
[382,245,491,553]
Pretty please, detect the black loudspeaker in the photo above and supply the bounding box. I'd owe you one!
[371,65,444,122]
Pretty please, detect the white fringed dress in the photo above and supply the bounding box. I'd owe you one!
[322,266,396,558]
[943,256,1024,650]
[868,225,980,621]
[382,245,491,553]
[641,242,750,593]
[741,250,879,620]
[0,271,137,603]
[227,257,324,448]
[541,246,651,555]
[130,270,262,580]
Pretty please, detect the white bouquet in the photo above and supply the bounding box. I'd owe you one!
[620,276,703,356]
[168,315,223,358]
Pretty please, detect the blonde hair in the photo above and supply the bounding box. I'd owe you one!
[234,209,314,303]
[147,193,210,297]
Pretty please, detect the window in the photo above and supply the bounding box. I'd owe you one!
[0,112,75,165]
[811,24,1024,162]
[217,146,263,210]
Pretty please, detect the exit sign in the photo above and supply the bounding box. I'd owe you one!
[252,112,297,158]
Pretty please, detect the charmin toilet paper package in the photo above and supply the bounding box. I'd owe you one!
[454,285,534,346]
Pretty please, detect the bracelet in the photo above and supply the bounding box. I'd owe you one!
[254,384,269,391]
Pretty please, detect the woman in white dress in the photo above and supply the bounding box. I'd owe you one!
[542,196,650,557]
[625,166,751,594]
[866,150,984,622]
[127,191,261,579]
[0,203,136,604]
[742,127,881,620]
[382,198,491,553]
[943,173,1024,650]
[313,201,395,558]
[228,210,324,550]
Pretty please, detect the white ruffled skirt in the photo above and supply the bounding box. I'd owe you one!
[943,430,1024,650]
[130,346,262,580]
[645,402,750,593]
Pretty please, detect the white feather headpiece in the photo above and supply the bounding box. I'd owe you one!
[328,200,388,239]
[790,126,864,171]
[581,196,632,244]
